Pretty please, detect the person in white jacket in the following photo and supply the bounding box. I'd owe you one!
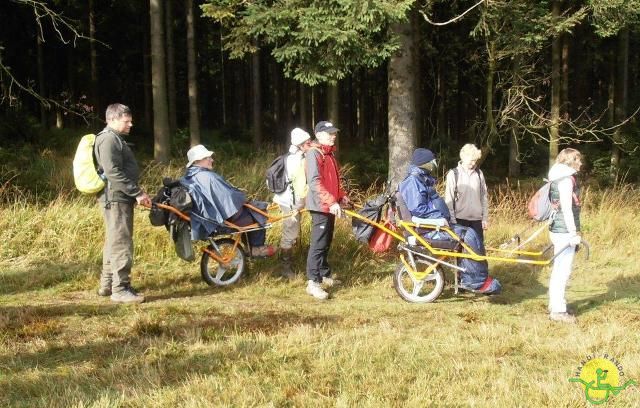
[273,127,312,278]
[547,148,583,323]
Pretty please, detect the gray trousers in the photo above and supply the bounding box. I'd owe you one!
[100,201,134,293]
[278,204,301,249]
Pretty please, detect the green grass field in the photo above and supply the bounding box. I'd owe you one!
[1,156,639,407]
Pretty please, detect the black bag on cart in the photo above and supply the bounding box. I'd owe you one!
[352,194,388,244]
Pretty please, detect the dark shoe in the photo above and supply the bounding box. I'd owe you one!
[97,287,112,297]
[110,287,145,304]
[280,248,296,279]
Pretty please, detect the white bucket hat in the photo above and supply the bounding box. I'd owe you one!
[186,144,214,168]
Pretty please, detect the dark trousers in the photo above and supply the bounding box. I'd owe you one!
[228,206,266,248]
[306,211,335,282]
[456,219,484,244]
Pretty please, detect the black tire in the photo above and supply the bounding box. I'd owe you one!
[392,261,445,303]
[200,238,246,286]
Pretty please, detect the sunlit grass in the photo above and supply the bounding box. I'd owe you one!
[1,152,640,407]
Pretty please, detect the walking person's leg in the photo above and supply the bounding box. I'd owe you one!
[99,204,113,296]
[457,219,484,244]
[279,204,300,278]
[108,202,144,303]
[549,232,576,322]
[306,211,331,299]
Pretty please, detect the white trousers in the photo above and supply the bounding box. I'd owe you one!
[548,232,577,313]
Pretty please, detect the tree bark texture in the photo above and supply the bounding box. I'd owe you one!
[251,49,263,147]
[150,0,171,163]
[549,0,561,168]
[387,21,417,187]
[186,0,201,146]
[165,0,177,136]
[611,27,629,179]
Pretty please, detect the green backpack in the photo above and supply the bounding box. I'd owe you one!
[72,133,106,194]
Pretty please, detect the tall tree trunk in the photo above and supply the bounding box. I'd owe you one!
[37,35,47,128]
[165,0,177,136]
[482,40,497,162]
[271,59,282,141]
[251,49,262,147]
[143,12,152,131]
[89,0,99,123]
[357,69,369,146]
[611,27,629,179]
[186,0,201,146]
[508,58,522,178]
[508,129,520,178]
[436,62,446,143]
[150,0,171,163]
[299,83,309,130]
[561,33,570,120]
[549,0,561,167]
[219,28,227,126]
[387,20,417,187]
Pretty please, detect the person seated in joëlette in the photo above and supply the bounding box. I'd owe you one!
[398,148,501,294]
[180,144,275,258]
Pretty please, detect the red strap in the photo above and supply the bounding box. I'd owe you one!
[478,277,494,292]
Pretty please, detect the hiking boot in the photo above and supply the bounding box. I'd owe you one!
[110,287,145,304]
[97,287,112,297]
[306,280,329,300]
[321,276,341,288]
[549,312,577,324]
[280,248,296,279]
[251,245,276,258]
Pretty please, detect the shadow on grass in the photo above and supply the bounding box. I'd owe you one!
[0,262,97,296]
[571,274,640,315]
[0,306,342,406]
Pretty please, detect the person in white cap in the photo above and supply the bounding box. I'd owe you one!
[181,144,275,257]
[272,127,313,279]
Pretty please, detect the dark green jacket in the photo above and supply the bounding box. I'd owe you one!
[549,177,580,233]
[94,127,142,204]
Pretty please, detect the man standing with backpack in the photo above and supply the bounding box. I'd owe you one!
[271,127,312,279]
[304,121,350,300]
[94,103,151,304]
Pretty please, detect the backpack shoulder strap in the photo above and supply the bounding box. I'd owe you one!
[452,167,459,214]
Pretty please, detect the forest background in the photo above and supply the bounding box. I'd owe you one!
[2,0,640,191]
[2,1,640,406]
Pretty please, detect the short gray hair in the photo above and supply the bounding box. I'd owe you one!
[105,103,132,122]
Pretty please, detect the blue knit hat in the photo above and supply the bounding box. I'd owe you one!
[411,148,436,167]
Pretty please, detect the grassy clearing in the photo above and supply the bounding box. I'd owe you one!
[1,154,640,407]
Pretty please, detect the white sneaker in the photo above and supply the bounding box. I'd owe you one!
[321,276,341,288]
[306,280,329,300]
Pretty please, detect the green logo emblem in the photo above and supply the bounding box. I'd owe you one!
[569,354,637,405]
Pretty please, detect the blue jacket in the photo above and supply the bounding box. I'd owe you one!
[181,166,246,240]
[398,165,450,220]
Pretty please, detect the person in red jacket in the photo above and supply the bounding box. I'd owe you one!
[304,120,350,300]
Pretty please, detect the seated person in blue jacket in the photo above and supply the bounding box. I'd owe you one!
[180,144,275,257]
[398,148,501,294]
